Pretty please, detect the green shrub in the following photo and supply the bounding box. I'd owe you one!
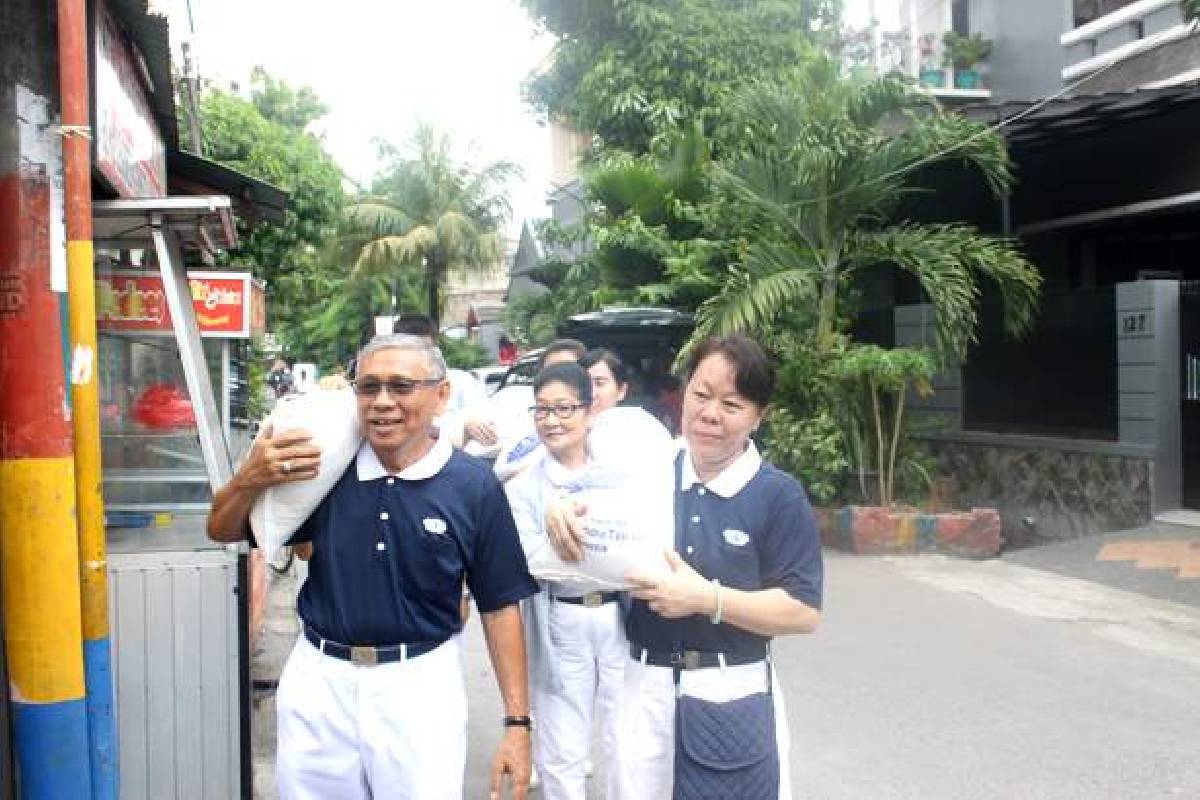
[439,336,491,370]
[762,406,849,505]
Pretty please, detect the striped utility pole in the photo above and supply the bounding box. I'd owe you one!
[0,122,93,798]
[58,0,118,796]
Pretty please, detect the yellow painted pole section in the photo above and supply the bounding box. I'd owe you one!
[0,458,87,702]
[67,238,109,641]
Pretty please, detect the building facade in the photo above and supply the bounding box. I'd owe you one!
[887,0,1200,543]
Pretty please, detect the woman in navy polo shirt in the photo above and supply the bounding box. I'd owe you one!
[550,334,823,799]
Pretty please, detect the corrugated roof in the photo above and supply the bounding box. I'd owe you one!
[108,0,178,150]
[107,0,289,224]
[168,150,288,225]
[961,81,1200,149]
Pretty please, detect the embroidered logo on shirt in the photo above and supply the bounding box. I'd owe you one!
[423,517,448,535]
[723,528,750,547]
[505,434,541,463]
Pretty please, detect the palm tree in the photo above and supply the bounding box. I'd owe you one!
[344,124,520,327]
[696,57,1042,359]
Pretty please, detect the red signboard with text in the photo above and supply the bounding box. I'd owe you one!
[97,270,260,339]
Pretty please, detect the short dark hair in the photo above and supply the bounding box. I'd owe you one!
[534,362,593,407]
[683,334,775,408]
[392,314,438,340]
[579,348,630,387]
[537,338,587,370]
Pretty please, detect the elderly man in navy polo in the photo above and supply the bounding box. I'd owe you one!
[208,334,538,799]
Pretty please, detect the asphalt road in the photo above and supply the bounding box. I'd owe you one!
[464,551,1200,799]
[258,550,1200,799]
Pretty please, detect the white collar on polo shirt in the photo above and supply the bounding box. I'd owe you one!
[679,440,762,498]
[355,432,453,482]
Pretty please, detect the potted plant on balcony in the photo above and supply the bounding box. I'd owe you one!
[918,33,945,88]
[942,31,992,90]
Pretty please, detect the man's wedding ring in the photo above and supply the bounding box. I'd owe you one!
[281,461,291,474]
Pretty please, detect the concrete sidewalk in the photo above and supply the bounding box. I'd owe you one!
[1004,522,1200,608]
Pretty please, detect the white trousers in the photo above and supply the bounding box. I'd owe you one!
[534,599,628,800]
[610,657,793,800]
[275,634,467,800]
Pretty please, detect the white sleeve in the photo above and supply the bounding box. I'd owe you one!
[455,369,488,412]
[437,370,489,448]
[504,469,551,565]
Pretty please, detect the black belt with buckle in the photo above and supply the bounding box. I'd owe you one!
[632,644,767,670]
[554,591,620,608]
[304,625,443,666]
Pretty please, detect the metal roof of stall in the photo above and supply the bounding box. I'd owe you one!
[92,196,238,253]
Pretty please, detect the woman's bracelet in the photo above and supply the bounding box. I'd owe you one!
[710,579,724,625]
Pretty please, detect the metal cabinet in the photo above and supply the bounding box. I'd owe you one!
[108,543,241,799]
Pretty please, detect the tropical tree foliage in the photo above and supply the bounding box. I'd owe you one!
[187,84,344,294]
[832,344,937,507]
[694,58,1042,360]
[249,66,329,131]
[180,71,346,359]
[343,125,519,327]
[523,0,843,154]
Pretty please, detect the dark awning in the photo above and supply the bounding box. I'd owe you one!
[168,150,289,226]
[961,81,1200,150]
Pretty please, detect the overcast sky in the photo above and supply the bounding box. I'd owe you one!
[162,0,892,234]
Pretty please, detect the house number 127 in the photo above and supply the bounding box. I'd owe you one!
[1121,313,1147,334]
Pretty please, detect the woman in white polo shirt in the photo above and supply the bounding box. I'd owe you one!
[505,362,627,800]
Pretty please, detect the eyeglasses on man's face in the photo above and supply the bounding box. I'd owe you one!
[352,377,443,398]
[529,402,586,421]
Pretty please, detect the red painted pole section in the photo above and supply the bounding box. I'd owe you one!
[57,0,119,795]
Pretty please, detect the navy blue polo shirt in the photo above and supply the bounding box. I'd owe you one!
[626,444,824,658]
[289,438,538,646]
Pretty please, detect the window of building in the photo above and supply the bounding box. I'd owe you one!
[951,0,970,35]
[962,285,1118,440]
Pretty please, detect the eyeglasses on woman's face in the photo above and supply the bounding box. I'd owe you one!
[528,401,586,421]
[352,377,443,398]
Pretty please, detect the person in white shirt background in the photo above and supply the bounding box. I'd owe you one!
[392,314,495,449]
[505,362,624,800]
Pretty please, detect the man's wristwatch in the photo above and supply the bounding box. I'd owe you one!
[503,715,533,730]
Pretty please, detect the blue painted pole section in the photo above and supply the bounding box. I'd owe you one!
[83,638,117,799]
[13,701,92,799]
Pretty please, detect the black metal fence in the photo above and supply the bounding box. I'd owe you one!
[963,285,1118,440]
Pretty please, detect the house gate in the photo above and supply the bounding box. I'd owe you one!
[1182,282,1200,508]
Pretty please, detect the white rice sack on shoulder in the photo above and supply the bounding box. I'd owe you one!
[526,462,674,590]
[589,405,679,465]
[249,388,361,557]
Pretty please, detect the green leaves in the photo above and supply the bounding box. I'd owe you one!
[851,225,1040,358]
[187,73,347,363]
[832,344,937,395]
[523,0,840,154]
[695,56,1040,358]
[342,124,518,325]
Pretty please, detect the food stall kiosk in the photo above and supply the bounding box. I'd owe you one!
[92,196,257,799]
